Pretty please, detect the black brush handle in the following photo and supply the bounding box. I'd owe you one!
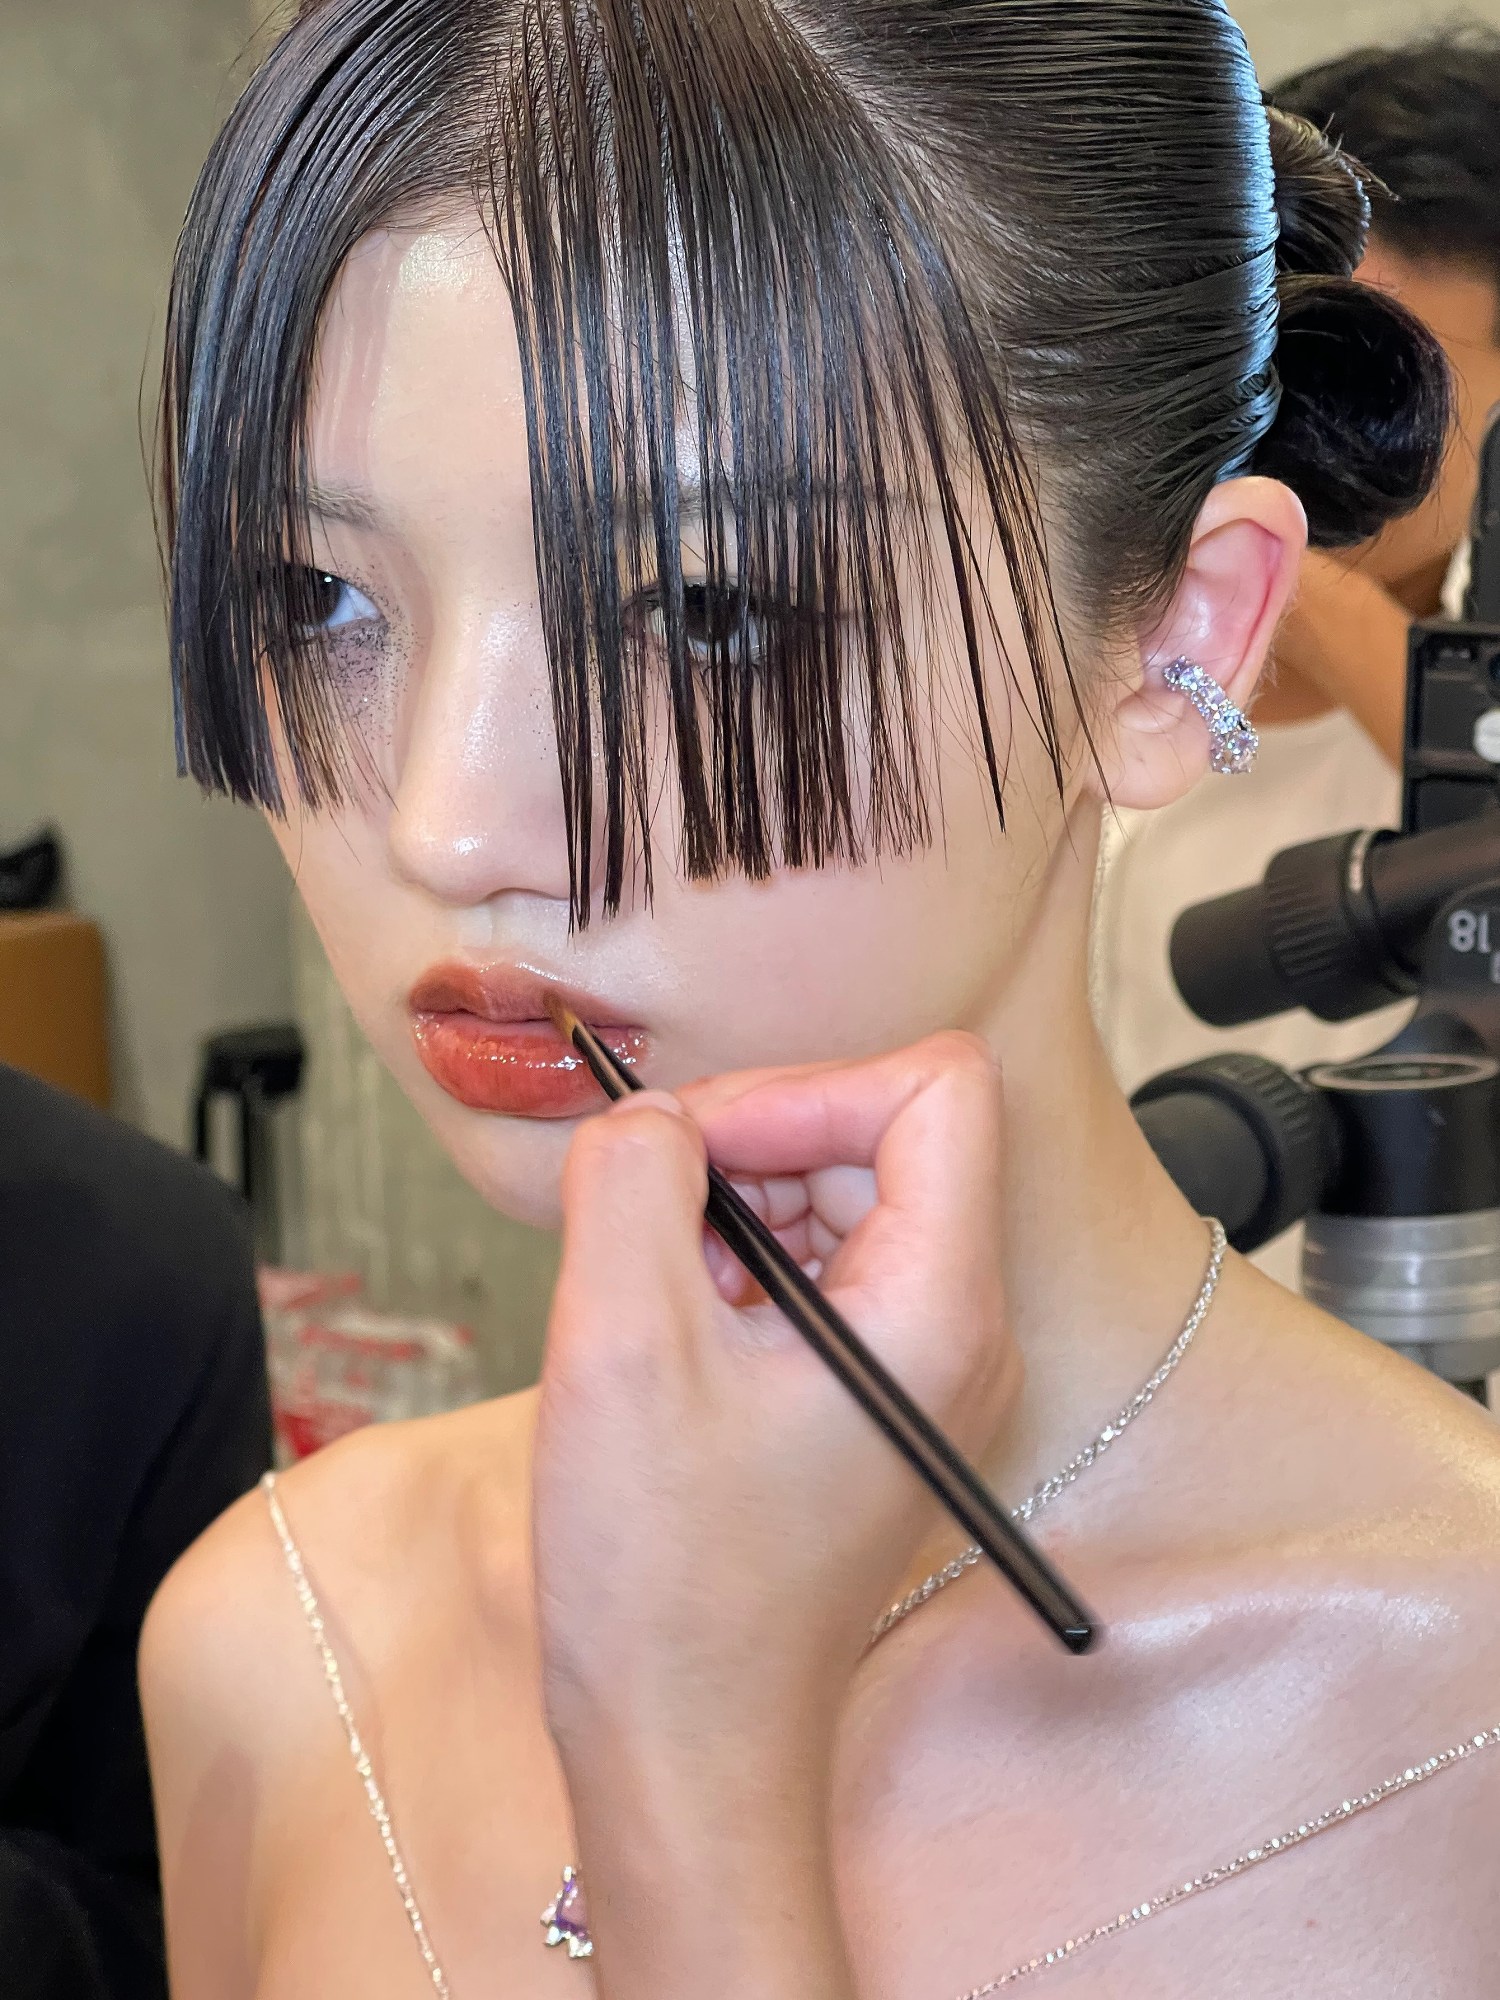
[567,1020,1097,1654]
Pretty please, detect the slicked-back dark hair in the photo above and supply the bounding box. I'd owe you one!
[161,0,1450,921]
[1272,27,1500,292]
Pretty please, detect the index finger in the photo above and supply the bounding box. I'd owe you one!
[679,1031,1005,1234]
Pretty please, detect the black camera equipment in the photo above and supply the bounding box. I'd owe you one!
[1130,417,1500,1401]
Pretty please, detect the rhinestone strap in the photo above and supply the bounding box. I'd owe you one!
[264,1474,453,1997]
[964,1724,1500,1993]
[868,1221,1229,1649]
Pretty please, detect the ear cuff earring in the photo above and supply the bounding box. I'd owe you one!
[1163,658,1260,777]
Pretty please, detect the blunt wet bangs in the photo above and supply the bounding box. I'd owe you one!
[169,3,1438,923]
[161,0,493,817]
[492,0,1067,911]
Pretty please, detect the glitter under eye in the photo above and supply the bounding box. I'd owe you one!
[285,565,397,738]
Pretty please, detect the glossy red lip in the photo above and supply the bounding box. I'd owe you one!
[408,964,647,1120]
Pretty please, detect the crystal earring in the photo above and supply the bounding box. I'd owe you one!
[1162,658,1260,777]
[542,1867,594,1960]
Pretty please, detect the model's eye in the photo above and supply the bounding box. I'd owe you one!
[646,582,774,668]
[289,567,381,636]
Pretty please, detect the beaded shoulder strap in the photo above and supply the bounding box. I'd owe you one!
[262,1472,455,1997]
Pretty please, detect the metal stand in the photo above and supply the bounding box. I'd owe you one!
[193,1023,306,1263]
[1134,873,1500,1405]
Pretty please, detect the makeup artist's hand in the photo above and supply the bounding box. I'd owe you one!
[532,1033,1017,1997]
[533,1030,1019,1767]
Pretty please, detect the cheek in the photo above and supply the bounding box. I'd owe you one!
[656,827,1022,1077]
[268,809,407,1029]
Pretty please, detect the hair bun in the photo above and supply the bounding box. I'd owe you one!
[1253,107,1451,548]
[1265,105,1371,279]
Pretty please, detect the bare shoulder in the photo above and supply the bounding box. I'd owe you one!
[141,1394,543,1992]
[1238,1262,1500,1550]
[141,1388,542,1776]
[1092,1259,1500,1718]
[1149,1261,1500,1741]
[1064,1266,1500,1973]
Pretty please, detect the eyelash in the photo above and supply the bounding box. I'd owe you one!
[288,567,383,638]
[286,568,793,675]
[639,580,781,667]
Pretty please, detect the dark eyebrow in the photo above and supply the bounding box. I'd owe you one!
[611,472,918,532]
[306,481,387,531]
[310,472,913,540]
[610,470,706,531]
[310,475,706,536]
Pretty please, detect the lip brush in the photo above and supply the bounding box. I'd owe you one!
[545,995,1097,1656]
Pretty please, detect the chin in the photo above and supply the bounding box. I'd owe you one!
[421,1088,574,1232]
[352,1004,578,1231]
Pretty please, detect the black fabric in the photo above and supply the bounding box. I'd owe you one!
[0,1064,272,1998]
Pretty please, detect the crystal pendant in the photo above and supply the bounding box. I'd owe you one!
[541,1866,594,1960]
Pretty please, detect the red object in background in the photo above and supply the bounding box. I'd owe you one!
[258,1270,481,1461]
[258,1268,363,1318]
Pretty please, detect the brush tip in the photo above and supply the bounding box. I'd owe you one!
[543,990,581,1042]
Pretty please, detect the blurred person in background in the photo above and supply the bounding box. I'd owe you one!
[0,1064,271,1997]
[1096,29,1500,1124]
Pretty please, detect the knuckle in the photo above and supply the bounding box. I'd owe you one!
[608,1097,701,1161]
[558,1121,610,1217]
[596,1111,668,1181]
[922,1028,1001,1085]
[915,1033,1005,1143]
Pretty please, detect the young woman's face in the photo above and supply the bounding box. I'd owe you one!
[274,216,1087,1227]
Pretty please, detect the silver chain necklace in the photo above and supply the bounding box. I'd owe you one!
[867,1218,1228,1650]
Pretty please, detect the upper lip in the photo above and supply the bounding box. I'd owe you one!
[407,963,632,1027]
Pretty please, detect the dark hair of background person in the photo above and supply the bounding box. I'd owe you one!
[158,0,1450,922]
[1271,26,1500,302]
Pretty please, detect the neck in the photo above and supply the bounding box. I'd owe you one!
[965,803,1217,1515]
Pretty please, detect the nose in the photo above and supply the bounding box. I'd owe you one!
[385,603,575,910]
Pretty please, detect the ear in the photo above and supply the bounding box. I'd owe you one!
[1087,477,1308,809]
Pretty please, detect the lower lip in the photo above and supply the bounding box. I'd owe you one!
[410,1012,647,1119]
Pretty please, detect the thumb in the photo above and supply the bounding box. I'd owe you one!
[554,1094,714,1343]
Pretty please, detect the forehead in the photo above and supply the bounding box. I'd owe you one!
[310,214,716,534]
[311,217,532,520]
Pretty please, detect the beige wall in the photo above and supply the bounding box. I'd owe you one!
[1234,0,1500,73]
[2,1,294,1146]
